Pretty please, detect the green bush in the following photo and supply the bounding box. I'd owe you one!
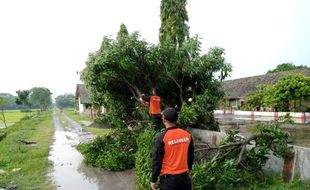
[135,130,157,190]
[0,130,7,142]
[179,103,198,126]
[191,162,215,190]
[191,157,252,190]
[77,128,136,171]
[191,158,307,190]
[190,121,296,189]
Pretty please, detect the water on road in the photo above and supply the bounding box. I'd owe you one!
[48,113,135,190]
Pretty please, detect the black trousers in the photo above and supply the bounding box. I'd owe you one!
[151,114,163,131]
[160,173,192,190]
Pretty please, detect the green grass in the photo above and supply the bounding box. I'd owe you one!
[84,126,111,136]
[0,109,38,128]
[61,108,110,136]
[0,111,54,189]
[63,108,92,123]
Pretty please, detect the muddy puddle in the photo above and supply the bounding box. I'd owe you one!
[48,113,134,190]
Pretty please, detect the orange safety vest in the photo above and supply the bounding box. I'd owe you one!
[160,128,192,175]
[149,95,161,114]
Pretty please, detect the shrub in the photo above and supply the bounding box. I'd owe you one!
[0,130,7,142]
[179,103,198,126]
[191,162,215,190]
[135,130,157,190]
[77,128,136,171]
[191,121,294,189]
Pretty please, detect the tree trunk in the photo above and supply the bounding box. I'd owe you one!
[0,108,7,128]
[282,155,294,182]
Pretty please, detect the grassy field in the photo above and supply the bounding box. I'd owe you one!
[0,111,54,189]
[0,109,38,128]
[62,108,110,136]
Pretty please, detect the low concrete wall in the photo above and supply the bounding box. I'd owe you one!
[293,146,310,182]
[191,128,310,182]
[190,128,227,145]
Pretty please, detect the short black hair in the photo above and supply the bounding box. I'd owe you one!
[162,107,178,123]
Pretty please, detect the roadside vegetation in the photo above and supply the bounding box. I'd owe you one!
[0,109,38,128]
[0,111,54,189]
[77,128,136,171]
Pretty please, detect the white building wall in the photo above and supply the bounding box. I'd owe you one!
[78,98,85,113]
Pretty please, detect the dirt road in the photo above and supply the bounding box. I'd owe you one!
[48,113,135,190]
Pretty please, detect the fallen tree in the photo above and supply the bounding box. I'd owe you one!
[192,121,294,189]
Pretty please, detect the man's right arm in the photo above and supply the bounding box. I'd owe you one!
[151,133,165,183]
[142,95,150,102]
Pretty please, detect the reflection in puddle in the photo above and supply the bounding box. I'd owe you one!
[49,113,134,190]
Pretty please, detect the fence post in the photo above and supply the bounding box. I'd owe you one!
[301,112,306,124]
[211,135,217,145]
[251,111,254,121]
[274,112,279,121]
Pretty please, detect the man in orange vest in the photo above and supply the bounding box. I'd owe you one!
[150,107,194,190]
[141,88,163,130]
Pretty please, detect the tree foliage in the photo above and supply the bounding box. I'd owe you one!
[0,93,23,110]
[135,130,157,190]
[15,90,31,109]
[243,84,279,111]
[81,25,231,130]
[159,0,189,47]
[274,74,310,111]
[29,87,52,111]
[0,97,8,128]
[77,128,137,171]
[192,121,293,190]
[267,62,309,74]
[55,93,75,109]
[243,74,310,111]
[79,1,231,176]
[0,97,7,107]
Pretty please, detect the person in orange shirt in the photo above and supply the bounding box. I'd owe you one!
[150,107,194,190]
[141,88,163,130]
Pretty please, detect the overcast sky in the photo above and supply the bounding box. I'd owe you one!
[0,0,309,99]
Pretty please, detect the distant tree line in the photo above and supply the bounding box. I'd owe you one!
[55,93,76,109]
[0,93,24,110]
[0,87,53,111]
